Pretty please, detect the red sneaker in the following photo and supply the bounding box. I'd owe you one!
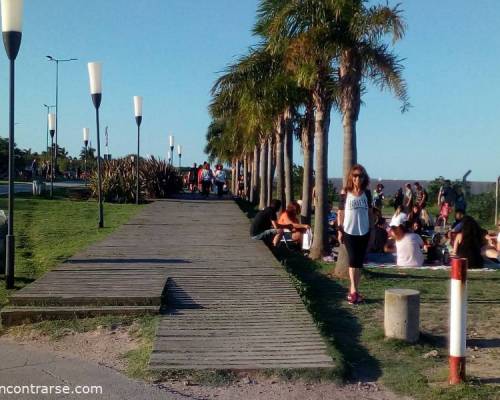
[347,292,358,304]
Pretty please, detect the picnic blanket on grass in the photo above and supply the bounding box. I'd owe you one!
[365,253,499,272]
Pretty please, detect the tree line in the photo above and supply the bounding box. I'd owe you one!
[205,0,409,259]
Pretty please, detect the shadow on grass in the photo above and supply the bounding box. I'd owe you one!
[235,198,381,382]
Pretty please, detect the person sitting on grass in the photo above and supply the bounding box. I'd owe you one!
[250,199,291,247]
[384,213,425,267]
[278,201,310,246]
[451,209,489,268]
[369,216,389,253]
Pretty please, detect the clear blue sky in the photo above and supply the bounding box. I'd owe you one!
[0,0,498,182]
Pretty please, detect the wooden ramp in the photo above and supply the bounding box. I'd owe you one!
[0,203,173,326]
[148,199,334,371]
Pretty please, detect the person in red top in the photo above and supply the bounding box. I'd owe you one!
[197,163,204,193]
[278,201,310,245]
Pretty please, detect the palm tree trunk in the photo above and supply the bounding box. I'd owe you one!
[301,100,314,225]
[309,87,332,260]
[250,145,259,204]
[267,136,273,206]
[274,115,285,207]
[342,112,357,185]
[259,139,268,209]
[243,154,248,200]
[340,50,362,185]
[230,158,236,195]
[284,108,294,206]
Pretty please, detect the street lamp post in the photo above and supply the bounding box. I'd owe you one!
[87,62,104,228]
[48,113,55,198]
[177,145,182,168]
[83,128,89,178]
[169,135,174,166]
[43,104,55,153]
[2,0,23,289]
[133,96,143,205]
[46,55,77,171]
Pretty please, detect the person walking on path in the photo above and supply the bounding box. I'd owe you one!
[337,164,373,305]
[214,164,226,198]
[201,163,213,198]
[197,163,204,193]
[188,163,198,192]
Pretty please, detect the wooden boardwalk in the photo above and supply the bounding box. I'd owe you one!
[2,197,334,371]
[148,199,333,371]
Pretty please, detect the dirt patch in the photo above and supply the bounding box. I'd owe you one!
[420,303,500,385]
[1,324,410,399]
[157,378,412,400]
[2,324,138,371]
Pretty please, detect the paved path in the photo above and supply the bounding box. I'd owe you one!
[0,340,185,400]
[148,199,333,371]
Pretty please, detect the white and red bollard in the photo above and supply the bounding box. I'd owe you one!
[449,257,468,385]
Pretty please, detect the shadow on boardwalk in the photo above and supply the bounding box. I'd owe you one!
[235,199,382,382]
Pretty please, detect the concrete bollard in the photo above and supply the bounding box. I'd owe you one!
[384,289,420,343]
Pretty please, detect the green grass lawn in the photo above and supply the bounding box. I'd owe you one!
[237,199,500,400]
[0,194,143,310]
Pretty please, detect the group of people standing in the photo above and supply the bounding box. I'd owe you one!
[187,162,227,198]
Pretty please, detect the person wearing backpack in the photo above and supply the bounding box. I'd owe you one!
[214,164,226,198]
[201,163,213,197]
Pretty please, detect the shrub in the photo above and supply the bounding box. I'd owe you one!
[467,191,496,228]
[140,157,183,199]
[89,157,182,203]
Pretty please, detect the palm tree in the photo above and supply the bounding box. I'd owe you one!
[255,0,341,259]
[338,2,409,183]
[210,45,303,209]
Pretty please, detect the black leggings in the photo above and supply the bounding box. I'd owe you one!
[343,232,370,268]
[202,181,211,196]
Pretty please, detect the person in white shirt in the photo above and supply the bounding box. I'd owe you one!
[338,164,374,304]
[384,213,425,267]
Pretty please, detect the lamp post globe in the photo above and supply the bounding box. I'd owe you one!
[87,61,104,228]
[1,0,23,289]
[133,96,143,205]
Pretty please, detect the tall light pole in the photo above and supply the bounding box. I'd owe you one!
[177,144,182,168]
[46,55,77,171]
[83,128,89,178]
[48,113,55,198]
[2,0,23,289]
[87,62,104,228]
[133,96,143,205]
[169,135,174,166]
[43,104,55,153]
